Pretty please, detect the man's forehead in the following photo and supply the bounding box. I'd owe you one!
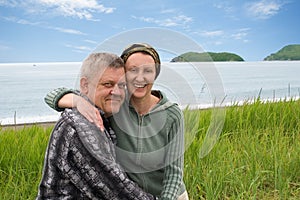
[98,67,125,81]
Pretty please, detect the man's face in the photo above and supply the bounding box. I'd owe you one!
[87,67,126,116]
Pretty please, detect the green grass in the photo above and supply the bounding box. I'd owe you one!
[1,99,300,199]
[0,126,51,200]
[183,99,300,199]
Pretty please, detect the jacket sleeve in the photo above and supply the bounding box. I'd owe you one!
[160,109,185,200]
[44,87,77,112]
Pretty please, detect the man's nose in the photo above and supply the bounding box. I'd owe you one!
[111,84,122,95]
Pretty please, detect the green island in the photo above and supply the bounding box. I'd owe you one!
[171,44,300,62]
[264,44,300,61]
[171,52,244,62]
[1,98,300,199]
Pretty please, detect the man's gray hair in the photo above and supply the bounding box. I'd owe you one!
[80,52,124,80]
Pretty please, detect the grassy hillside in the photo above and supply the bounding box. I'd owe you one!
[171,52,244,62]
[264,44,300,61]
[1,99,300,199]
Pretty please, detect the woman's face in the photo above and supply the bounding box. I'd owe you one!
[125,52,156,99]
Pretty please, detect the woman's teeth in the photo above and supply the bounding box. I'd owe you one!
[134,84,146,88]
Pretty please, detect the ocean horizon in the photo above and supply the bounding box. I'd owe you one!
[1,61,300,125]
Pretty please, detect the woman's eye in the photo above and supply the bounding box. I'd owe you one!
[145,69,153,73]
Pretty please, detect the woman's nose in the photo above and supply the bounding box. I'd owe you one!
[135,72,145,82]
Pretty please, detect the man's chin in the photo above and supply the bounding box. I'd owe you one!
[112,107,121,113]
[109,105,121,114]
[103,101,122,114]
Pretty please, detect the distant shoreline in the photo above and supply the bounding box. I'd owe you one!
[1,96,300,130]
[0,121,56,130]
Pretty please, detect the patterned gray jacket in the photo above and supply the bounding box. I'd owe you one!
[36,108,155,200]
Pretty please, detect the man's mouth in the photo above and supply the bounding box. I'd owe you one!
[107,97,122,103]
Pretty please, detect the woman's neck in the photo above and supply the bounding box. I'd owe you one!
[130,94,160,116]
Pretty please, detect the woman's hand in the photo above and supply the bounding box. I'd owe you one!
[59,93,104,131]
[74,95,104,131]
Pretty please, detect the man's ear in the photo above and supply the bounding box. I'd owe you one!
[80,77,89,95]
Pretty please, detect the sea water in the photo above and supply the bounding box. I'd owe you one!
[0,62,81,124]
[0,61,300,125]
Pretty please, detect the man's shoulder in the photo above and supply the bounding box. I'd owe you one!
[60,108,116,158]
[61,108,87,124]
[55,108,96,136]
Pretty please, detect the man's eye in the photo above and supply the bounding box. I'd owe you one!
[118,83,126,89]
[102,83,113,88]
[130,68,137,73]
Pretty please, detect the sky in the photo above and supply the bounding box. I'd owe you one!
[0,0,299,63]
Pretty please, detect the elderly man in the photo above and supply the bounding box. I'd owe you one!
[36,53,156,200]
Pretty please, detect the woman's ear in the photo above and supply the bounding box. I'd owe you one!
[80,77,89,95]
